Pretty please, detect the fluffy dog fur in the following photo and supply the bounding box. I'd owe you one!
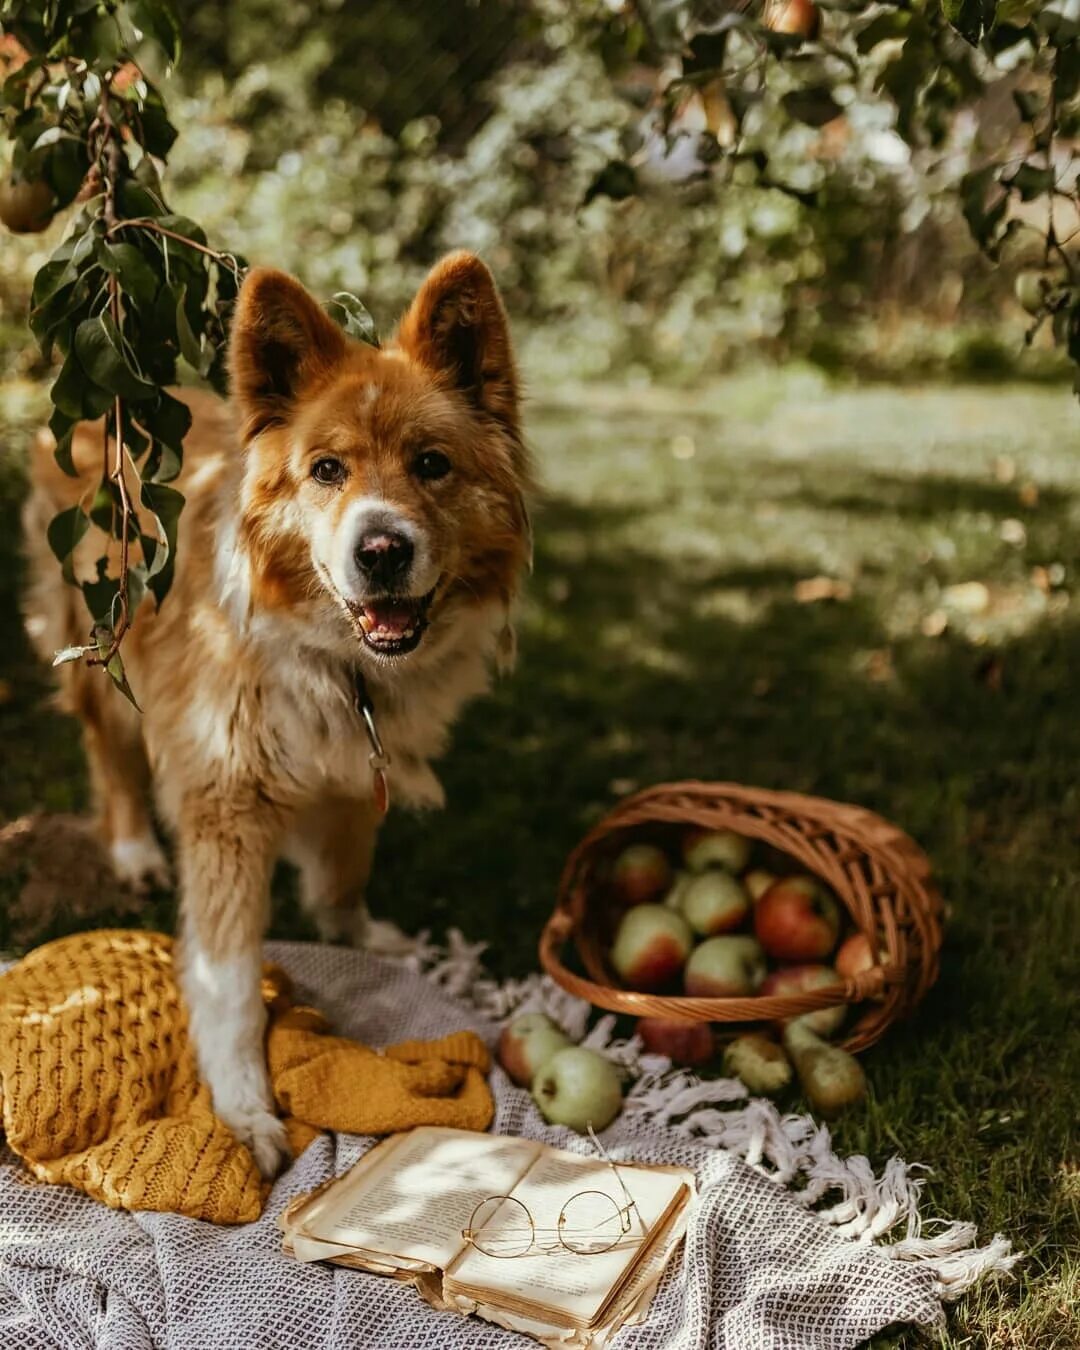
[23,253,531,1173]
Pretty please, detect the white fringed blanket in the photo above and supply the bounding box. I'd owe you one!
[0,933,1016,1350]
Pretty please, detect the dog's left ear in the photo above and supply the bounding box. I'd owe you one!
[395,252,520,441]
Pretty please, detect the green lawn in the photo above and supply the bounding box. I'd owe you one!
[1,369,1078,1347]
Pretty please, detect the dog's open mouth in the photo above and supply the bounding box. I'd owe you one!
[345,587,436,657]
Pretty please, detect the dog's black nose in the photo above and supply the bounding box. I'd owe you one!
[354,528,414,589]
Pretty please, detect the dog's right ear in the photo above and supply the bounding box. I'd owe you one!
[229,268,348,439]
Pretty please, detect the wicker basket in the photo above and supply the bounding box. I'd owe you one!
[539,781,943,1053]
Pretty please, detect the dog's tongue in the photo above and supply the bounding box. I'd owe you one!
[362,600,416,638]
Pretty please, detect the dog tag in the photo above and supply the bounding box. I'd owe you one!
[372,764,390,816]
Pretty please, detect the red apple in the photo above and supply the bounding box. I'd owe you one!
[835,932,879,979]
[684,935,767,997]
[497,1012,573,1087]
[760,963,845,1036]
[637,1017,715,1066]
[743,867,777,902]
[754,876,841,961]
[682,828,750,874]
[679,870,750,936]
[610,904,693,990]
[611,843,672,906]
[765,0,821,40]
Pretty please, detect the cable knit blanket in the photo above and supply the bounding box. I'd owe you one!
[0,938,1015,1350]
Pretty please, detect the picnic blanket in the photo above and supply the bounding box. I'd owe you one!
[0,939,1005,1350]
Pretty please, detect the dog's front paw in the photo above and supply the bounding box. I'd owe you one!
[220,1103,290,1178]
[111,834,172,894]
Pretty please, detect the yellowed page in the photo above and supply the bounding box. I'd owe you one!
[295,1127,541,1269]
[446,1147,688,1327]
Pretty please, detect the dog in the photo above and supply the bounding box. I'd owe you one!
[23,253,532,1174]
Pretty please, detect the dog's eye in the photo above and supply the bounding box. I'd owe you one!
[413,450,452,482]
[312,457,346,485]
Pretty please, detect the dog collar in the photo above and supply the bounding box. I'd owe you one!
[352,671,391,816]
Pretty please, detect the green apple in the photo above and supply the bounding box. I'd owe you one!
[679,870,750,935]
[532,1047,624,1132]
[684,935,767,996]
[682,828,751,874]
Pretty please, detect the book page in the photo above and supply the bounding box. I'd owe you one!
[446,1147,688,1326]
[296,1128,541,1269]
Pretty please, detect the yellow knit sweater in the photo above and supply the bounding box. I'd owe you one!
[0,930,493,1224]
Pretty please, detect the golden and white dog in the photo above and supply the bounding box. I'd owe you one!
[23,253,532,1174]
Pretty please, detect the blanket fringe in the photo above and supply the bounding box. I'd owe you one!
[374,922,1020,1300]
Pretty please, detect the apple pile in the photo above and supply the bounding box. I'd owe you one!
[498,1012,625,1133]
[604,828,876,1116]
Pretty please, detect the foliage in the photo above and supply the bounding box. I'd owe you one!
[1,0,1078,687]
[0,0,244,697]
[570,0,1080,384]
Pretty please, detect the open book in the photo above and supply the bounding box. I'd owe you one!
[281,1127,693,1345]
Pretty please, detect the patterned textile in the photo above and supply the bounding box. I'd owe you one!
[0,942,943,1350]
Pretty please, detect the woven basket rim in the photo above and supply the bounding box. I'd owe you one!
[539,780,943,1053]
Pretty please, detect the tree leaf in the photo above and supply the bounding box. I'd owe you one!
[49,408,79,478]
[943,0,999,46]
[174,282,206,370]
[92,625,141,709]
[583,160,639,205]
[51,347,113,420]
[47,504,90,585]
[324,292,381,348]
[99,240,160,308]
[124,0,181,63]
[74,313,158,402]
[781,87,844,128]
[139,480,184,603]
[52,644,96,667]
[1009,161,1056,201]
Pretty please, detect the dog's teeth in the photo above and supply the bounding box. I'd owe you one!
[357,612,373,634]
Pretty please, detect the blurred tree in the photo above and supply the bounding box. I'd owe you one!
[0,0,1076,682]
[173,0,536,148]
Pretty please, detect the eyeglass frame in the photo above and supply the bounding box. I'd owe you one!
[460,1126,645,1259]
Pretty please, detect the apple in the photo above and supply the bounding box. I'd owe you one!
[610,905,693,989]
[497,1012,573,1087]
[765,0,821,40]
[723,1032,792,1095]
[760,963,845,1036]
[1014,269,1049,316]
[783,1020,866,1118]
[743,867,777,902]
[835,932,878,980]
[611,842,672,906]
[532,1046,623,1132]
[754,876,841,961]
[684,935,767,997]
[663,869,694,909]
[0,176,54,234]
[682,828,751,874]
[637,1017,715,1066]
[678,870,750,936]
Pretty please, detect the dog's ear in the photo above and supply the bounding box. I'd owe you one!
[395,252,520,440]
[230,268,348,439]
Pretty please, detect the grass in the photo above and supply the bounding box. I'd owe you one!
[1,366,1078,1347]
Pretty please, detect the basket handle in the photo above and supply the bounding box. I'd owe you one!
[538,909,900,1024]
